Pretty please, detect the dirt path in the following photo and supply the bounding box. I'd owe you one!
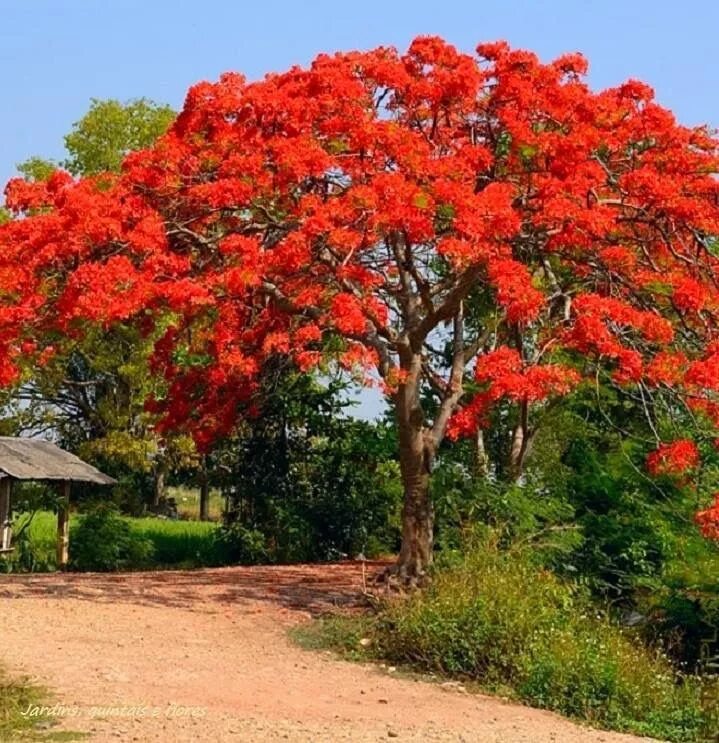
[1,563,654,742]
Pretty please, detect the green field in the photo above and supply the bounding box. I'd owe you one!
[3,510,220,572]
[131,514,219,566]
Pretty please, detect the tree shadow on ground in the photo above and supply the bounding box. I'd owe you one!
[0,561,389,616]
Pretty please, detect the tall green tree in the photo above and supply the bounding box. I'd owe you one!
[214,360,401,561]
[64,98,175,176]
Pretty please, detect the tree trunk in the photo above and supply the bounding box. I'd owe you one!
[392,351,435,583]
[199,456,210,521]
[508,398,533,482]
[509,423,525,480]
[152,460,167,507]
[396,454,434,582]
[474,428,489,477]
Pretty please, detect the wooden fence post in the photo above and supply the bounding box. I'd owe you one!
[56,480,71,568]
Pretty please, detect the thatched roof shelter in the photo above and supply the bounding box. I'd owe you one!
[0,437,116,565]
[0,437,116,484]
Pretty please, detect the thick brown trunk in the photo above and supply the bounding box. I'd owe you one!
[396,466,434,582]
[393,351,435,583]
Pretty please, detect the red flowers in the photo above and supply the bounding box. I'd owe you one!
[487,260,544,324]
[1,36,719,537]
[330,293,368,335]
[695,494,719,540]
[672,276,710,313]
[646,440,700,478]
[447,348,579,439]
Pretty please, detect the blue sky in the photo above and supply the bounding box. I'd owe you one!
[1,0,718,189]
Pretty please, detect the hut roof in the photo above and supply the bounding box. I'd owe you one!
[0,437,116,485]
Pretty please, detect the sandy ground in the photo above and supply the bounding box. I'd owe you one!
[0,563,656,742]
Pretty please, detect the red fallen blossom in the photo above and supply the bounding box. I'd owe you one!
[646,439,700,477]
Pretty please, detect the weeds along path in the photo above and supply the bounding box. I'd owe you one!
[1,564,655,742]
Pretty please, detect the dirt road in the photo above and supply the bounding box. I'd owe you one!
[1,564,654,742]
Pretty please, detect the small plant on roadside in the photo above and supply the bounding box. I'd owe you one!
[213,522,268,565]
[0,668,46,739]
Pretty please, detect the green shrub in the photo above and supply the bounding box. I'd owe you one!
[213,522,268,565]
[634,536,719,673]
[214,373,402,564]
[70,506,154,571]
[1,510,231,571]
[366,537,713,741]
[431,391,719,673]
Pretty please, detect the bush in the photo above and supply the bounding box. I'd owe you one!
[214,371,402,564]
[432,392,719,673]
[213,523,268,565]
[70,506,154,571]
[1,510,231,571]
[357,537,713,741]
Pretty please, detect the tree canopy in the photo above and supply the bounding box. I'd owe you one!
[2,37,719,575]
[1,97,184,502]
[63,97,175,176]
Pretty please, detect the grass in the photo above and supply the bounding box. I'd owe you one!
[0,666,90,741]
[0,667,77,741]
[0,668,43,740]
[128,516,219,567]
[293,535,719,743]
[0,510,221,572]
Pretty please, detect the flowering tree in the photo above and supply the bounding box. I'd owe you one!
[2,37,719,579]
[0,99,188,508]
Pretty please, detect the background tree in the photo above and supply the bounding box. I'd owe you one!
[63,98,175,176]
[212,359,400,561]
[2,38,719,581]
[16,157,57,183]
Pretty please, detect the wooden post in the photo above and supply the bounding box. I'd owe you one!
[0,478,12,553]
[56,480,71,568]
